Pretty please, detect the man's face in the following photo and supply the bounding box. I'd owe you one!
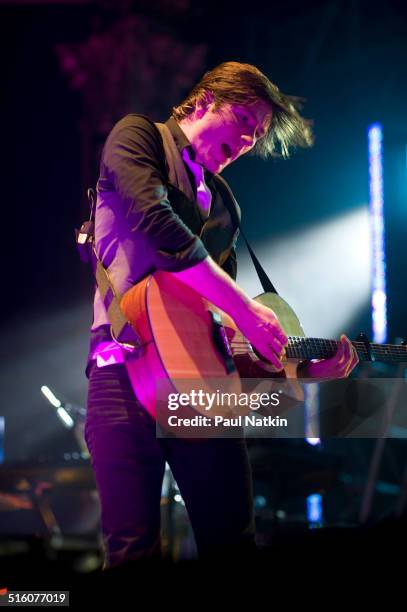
[185,98,272,174]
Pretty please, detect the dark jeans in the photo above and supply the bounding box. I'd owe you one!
[85,362,255,567]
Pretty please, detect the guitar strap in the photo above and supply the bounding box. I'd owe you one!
[214,174,279,295]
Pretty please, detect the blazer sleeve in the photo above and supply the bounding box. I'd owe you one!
[100,114,209,272]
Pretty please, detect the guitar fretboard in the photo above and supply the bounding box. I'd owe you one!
[286,337,407,363]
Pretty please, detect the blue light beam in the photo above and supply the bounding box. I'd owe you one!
[368,123,387,343]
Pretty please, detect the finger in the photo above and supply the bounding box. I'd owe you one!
[262,320,287,350]
[267,352,284,371]
[263,344,284,370]
[273,320,288,346]
[345,338,359,369]
[342,335,352,364]
[339,335,354,367]
[264,310,287,346]
[331,340,348,376]
[334,337,346,364]
[279,330,288,347]
[344,345,359,377]
[252,335,282,367]
[271,326,287,347]
[268,336,285,357]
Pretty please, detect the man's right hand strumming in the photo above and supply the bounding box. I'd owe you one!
[171,256,288,371]
[233,299,287,371]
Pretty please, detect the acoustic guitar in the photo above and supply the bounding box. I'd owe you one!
[120,271,406,421]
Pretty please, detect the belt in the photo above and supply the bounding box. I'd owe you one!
[91,341,126,368]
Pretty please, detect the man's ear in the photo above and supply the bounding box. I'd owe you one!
[194,91,215,119]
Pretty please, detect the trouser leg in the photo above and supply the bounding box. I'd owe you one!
[162,436,256,560]
[86,363,165,567]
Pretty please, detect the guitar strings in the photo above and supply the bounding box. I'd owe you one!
[228,337,407,362]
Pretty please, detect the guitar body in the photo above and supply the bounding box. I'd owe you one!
[120,271,305,419]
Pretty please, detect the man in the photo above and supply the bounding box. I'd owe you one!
[85,61,358,568]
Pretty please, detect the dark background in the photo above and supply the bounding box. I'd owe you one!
[0,0,406,534]
[1,0,406,326]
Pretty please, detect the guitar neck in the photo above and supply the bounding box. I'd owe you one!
[286,337,407,364]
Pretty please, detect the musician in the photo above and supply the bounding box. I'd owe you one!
[85,62,359,568]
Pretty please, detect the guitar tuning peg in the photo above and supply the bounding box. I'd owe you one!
[356,332,374,361]
[356,332,370,342]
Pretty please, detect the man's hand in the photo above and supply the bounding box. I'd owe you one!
[172,257,287,371]
[300,334,359,379]
[235,300,288,371]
